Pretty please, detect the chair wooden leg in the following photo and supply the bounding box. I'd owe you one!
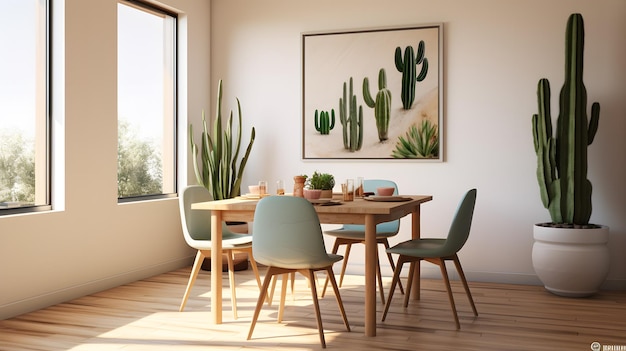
[244,247,262,290]
[179,250,206,312]
[268,275,278,306]
[438,259,461,329]
[403,260,418,307]
[322,239,345,297]
[247,267,276,341]
[382,239,405,295]
[226,250,238,320]
[290,272,296,299]
[277,274,289,322]
[338,242,352,287]
[452,255,478,317]
[304,269,326,348]
[325,267,350,331]
[376,251,385,304]
[382,256,407,321]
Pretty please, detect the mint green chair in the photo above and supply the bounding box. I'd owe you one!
[247,196,350,348]
[381,189,478,329]
[322,179,404,303]
[178,185,261,319]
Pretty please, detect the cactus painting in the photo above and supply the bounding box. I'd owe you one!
[339,78,363,152]
[302,24,441,159]
[363,68,392,141]
[314,109,335,135]
[532,13,600,226]
[395,41,428,110]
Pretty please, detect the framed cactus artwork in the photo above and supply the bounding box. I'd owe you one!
[302,23,443,160]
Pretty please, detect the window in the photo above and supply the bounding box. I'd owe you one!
[117,0,176,201]
[0,0,49,213]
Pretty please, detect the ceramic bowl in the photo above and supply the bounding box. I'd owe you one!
[376,187,395,196]
[248,185,260,195]
[303,189,322,200]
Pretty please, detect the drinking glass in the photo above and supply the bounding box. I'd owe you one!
[258,180,268,195]
[342,179,354,201]
[276,180,285,195]
[355,177,364,198]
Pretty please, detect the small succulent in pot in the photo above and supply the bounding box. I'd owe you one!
[306,171,335,190]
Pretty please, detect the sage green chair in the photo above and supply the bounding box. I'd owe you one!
[178,185,261,319]
[381,188,478,329]
[247,196,350,348]
[322,179,404,303]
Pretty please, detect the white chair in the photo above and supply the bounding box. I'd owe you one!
[178,185,261,319]
[322,179,404,303]
[247,196,350,348]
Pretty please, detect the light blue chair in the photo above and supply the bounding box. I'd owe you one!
[247,196,350,348]
[322,179,404,303]
[381,189,478,329]
[178,185,261,319]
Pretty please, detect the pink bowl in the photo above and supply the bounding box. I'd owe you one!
[248,185,260,195]
[376,187,395,196]
[303,189,322,200]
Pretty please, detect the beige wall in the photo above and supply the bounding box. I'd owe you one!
[0,0,210,319]
[1,0,625,320]
[209,0,626,286]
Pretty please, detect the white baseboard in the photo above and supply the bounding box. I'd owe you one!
[342,263,626,290]
[0,256,194,320]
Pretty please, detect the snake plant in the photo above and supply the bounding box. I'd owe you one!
[189,80,255,200]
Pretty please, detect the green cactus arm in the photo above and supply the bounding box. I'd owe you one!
[394,47,404,72]
[340,82,349,148]
[329,109,335,130]
[378,68,387,89]
[416,40,425,63]
[314,109,320,131]
[357,106,363,150]
[416,58,429,82]
[415,41,428,82]
[362,77,375,107]
[588,102,599,144]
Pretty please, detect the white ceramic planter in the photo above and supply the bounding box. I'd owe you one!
[532,224,610,297]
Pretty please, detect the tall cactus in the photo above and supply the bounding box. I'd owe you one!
[395,40,429,110]
[531,13,600,225]
[339,77,363,152]
[363,68,392,141]
[314,109,335,135]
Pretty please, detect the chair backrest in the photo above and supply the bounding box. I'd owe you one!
[442,189,477,254]
[179,185,235,242]
[342,179,400,234]
[252,196,331,268]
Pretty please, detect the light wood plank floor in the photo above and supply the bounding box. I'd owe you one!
[1,266,625,350]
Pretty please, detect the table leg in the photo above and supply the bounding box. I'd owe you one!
[411,206,421,301]
[364,214,376,337]
[211,211,223,324]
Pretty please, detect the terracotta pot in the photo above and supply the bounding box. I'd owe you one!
[303,189,322,200]
[320,189,333,199]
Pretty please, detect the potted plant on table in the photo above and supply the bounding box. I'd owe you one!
[531,13,609,297]
[306,171,335,199]
[189,79,256,271]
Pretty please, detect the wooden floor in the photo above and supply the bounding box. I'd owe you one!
[1,266,625,351]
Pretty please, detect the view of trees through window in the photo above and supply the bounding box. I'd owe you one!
[1,0,178,213]
[0,0,47,210]
[117,1,176,199]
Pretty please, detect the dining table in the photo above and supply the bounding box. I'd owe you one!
[191,193,433,337]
